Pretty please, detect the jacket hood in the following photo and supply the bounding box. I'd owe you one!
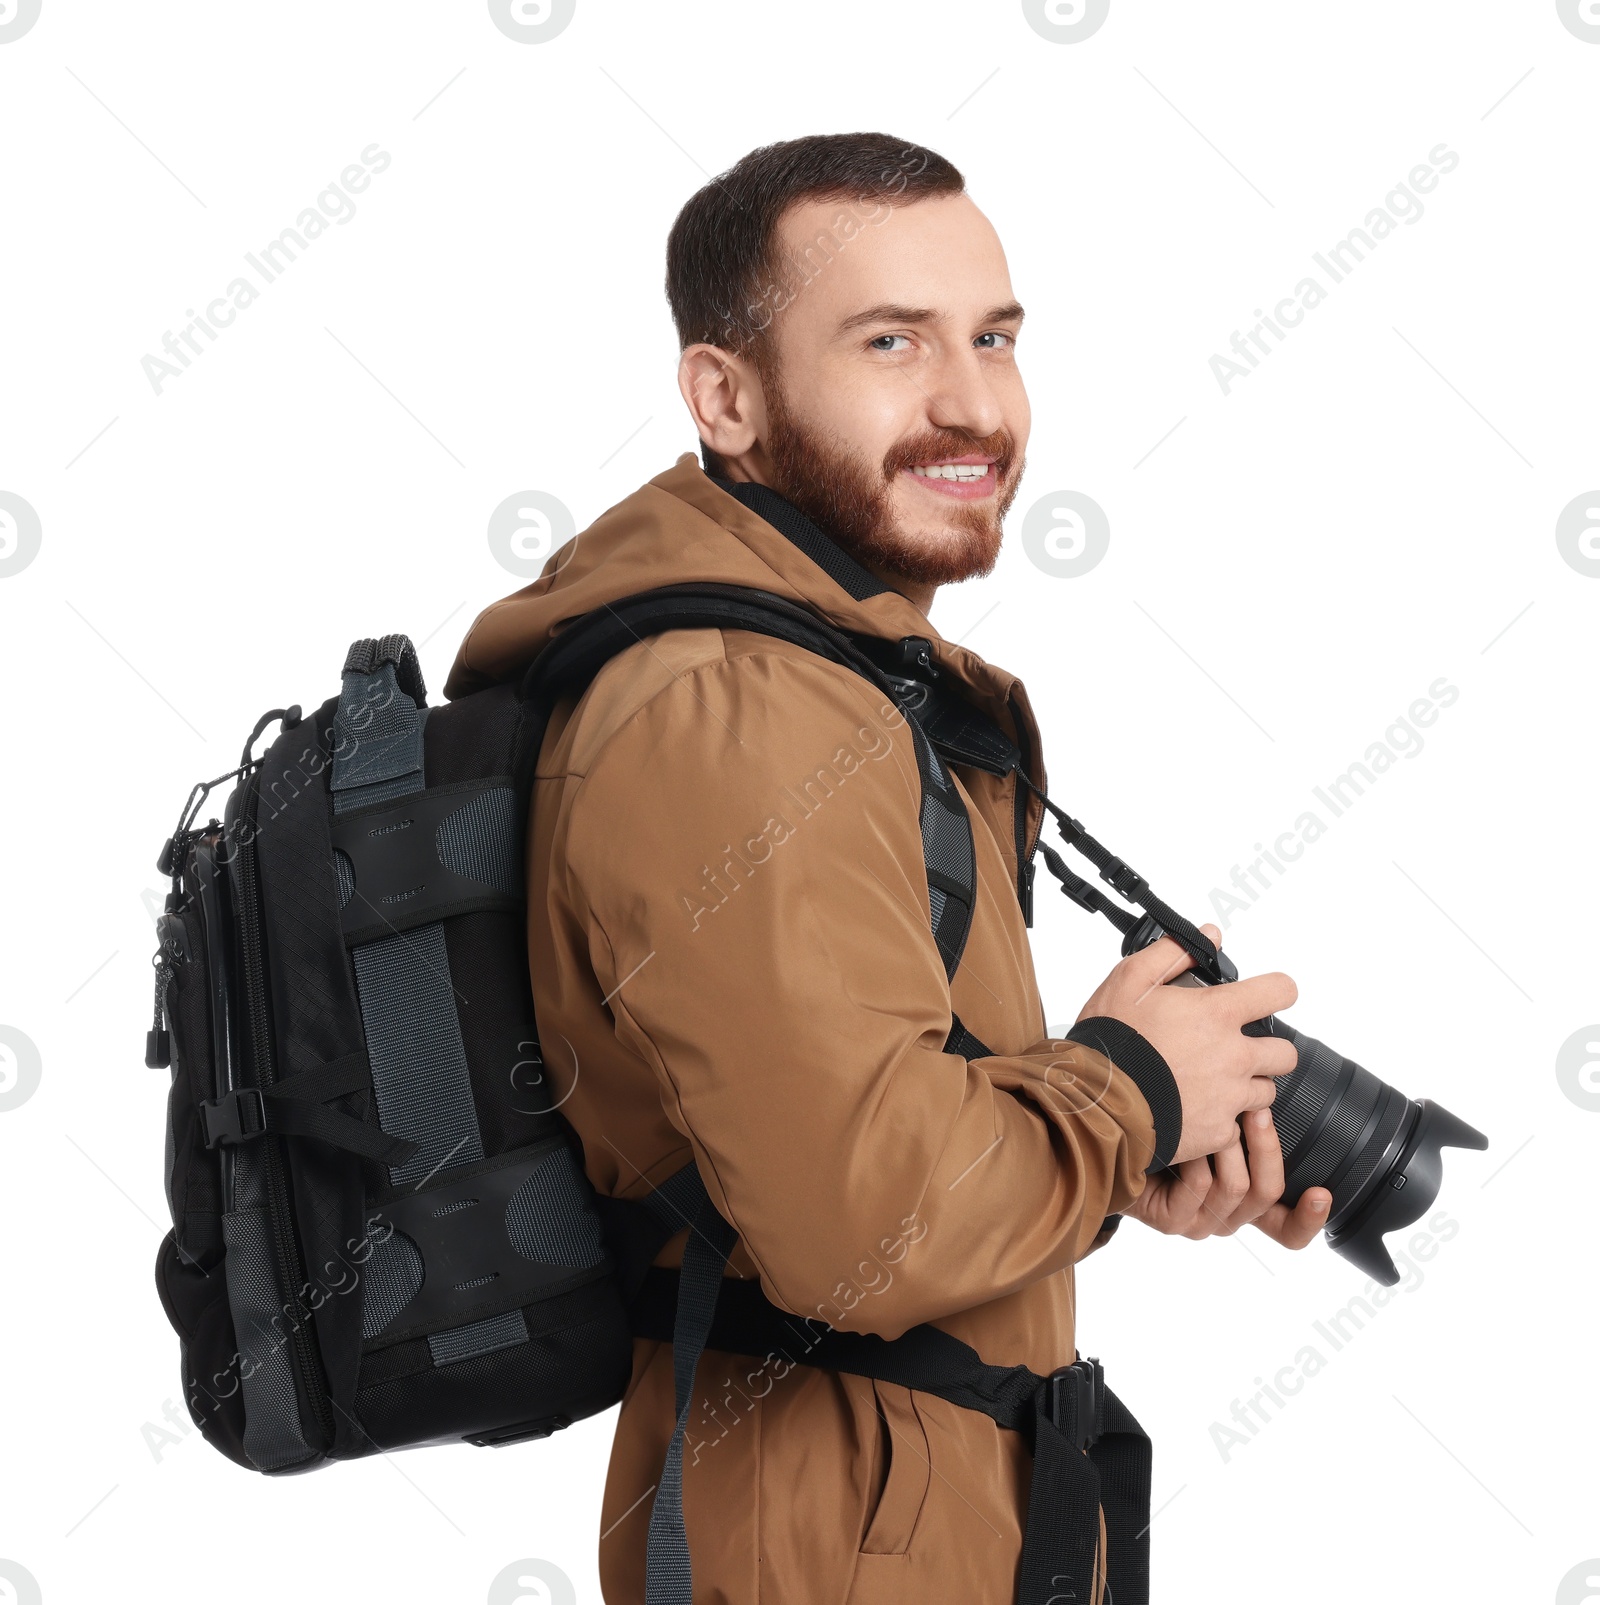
[443,453,1044,778]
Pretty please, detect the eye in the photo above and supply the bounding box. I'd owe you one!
[868,333,912,353]
[975,331,1015,350]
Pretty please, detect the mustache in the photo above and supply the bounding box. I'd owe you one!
[882,427,1016,481]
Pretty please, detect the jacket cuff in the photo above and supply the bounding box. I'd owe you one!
[1062,1016,1182,1173]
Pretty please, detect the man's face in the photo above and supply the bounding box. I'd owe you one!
[749,191,1030,591]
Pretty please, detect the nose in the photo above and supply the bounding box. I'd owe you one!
[922,345,1005,442]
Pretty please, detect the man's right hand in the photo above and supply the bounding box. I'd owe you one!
[1074,923,1298,1165]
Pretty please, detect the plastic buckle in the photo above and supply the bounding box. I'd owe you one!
[1058,869,1103,915]
[1045,1357,1105,1451]
[199,1087,266,1148]
[1100,858,1148,903]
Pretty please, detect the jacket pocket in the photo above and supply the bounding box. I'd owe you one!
[859,1380,931,1555]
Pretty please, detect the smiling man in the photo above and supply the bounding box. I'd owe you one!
[447,132,1325,1605]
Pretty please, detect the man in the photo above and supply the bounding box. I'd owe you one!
[446,132,1331,1605]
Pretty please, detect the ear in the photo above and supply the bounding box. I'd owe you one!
[678,343,768,466]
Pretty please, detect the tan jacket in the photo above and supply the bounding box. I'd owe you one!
[445,455,1173,1605]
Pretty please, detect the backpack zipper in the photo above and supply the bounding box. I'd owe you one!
[234,769,335,1453]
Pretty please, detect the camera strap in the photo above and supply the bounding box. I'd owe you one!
[1019,773,1227,975]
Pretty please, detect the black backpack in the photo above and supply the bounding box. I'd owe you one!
[147,578,1152,1604]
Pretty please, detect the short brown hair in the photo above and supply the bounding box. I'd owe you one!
[665,132,965,475]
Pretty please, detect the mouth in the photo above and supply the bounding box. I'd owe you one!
[899,453,1000,502]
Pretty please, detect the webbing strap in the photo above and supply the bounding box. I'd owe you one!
[1023,1384,1151,1605]
[642,1172,734,1605]
[1024,777,1221,976]
[198,1052,417,1164]
[334,646,528,1367]
[627,1264,1153,1604]
[524,584,980,983]
[945,1013,995,1059]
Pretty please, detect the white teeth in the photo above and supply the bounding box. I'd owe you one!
[910,463,990,481]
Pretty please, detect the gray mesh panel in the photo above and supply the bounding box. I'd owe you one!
[360,1226,425,1339]
[505,1146,606,1269]
[435,786,519,895]
[222,1206,314,1471]
[922,796,973,883]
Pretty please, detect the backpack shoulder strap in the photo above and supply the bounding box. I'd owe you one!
[520,582,979,990]
[531,586,1000,1605]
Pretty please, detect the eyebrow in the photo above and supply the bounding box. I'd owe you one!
[835,300,1026,335]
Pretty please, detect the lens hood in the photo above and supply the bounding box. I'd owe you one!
[1322,1099,1487,1285]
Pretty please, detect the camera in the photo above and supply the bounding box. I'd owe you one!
[1123,913,1487,1285]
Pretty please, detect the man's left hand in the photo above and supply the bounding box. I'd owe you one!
[1123,1107,1332,1247]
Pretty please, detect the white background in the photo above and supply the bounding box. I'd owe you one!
[1,2,1596,1602]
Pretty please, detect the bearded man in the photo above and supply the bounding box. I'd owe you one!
[446,131,1326,1605]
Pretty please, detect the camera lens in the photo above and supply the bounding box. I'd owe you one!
[1248,1017,1486,1284]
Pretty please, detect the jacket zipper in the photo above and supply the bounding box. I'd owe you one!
[235,770,335,1451]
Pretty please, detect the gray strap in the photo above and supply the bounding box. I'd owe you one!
[639,1162,713,1233]
[644,1168,735,1605]
[334,650,527,1366]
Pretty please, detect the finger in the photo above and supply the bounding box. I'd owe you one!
[1252,1188,1332,1249]
[1248,1036,1301,1078]
[1216,969,1298,1023]
[1206,1132,1252,1234]
[1239,1107,1286,1207]
[1125,921,1224,990]
[1165,1158,1214,1234]
[1242,1076,1283,1113]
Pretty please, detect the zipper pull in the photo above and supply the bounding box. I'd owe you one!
[146,913,186,1070]
[146,954,173,1068]
[895,636,940,679]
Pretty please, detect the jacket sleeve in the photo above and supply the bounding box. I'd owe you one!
[558,645,1180,1340]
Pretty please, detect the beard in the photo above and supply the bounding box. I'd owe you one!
[757,364,1024,590]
